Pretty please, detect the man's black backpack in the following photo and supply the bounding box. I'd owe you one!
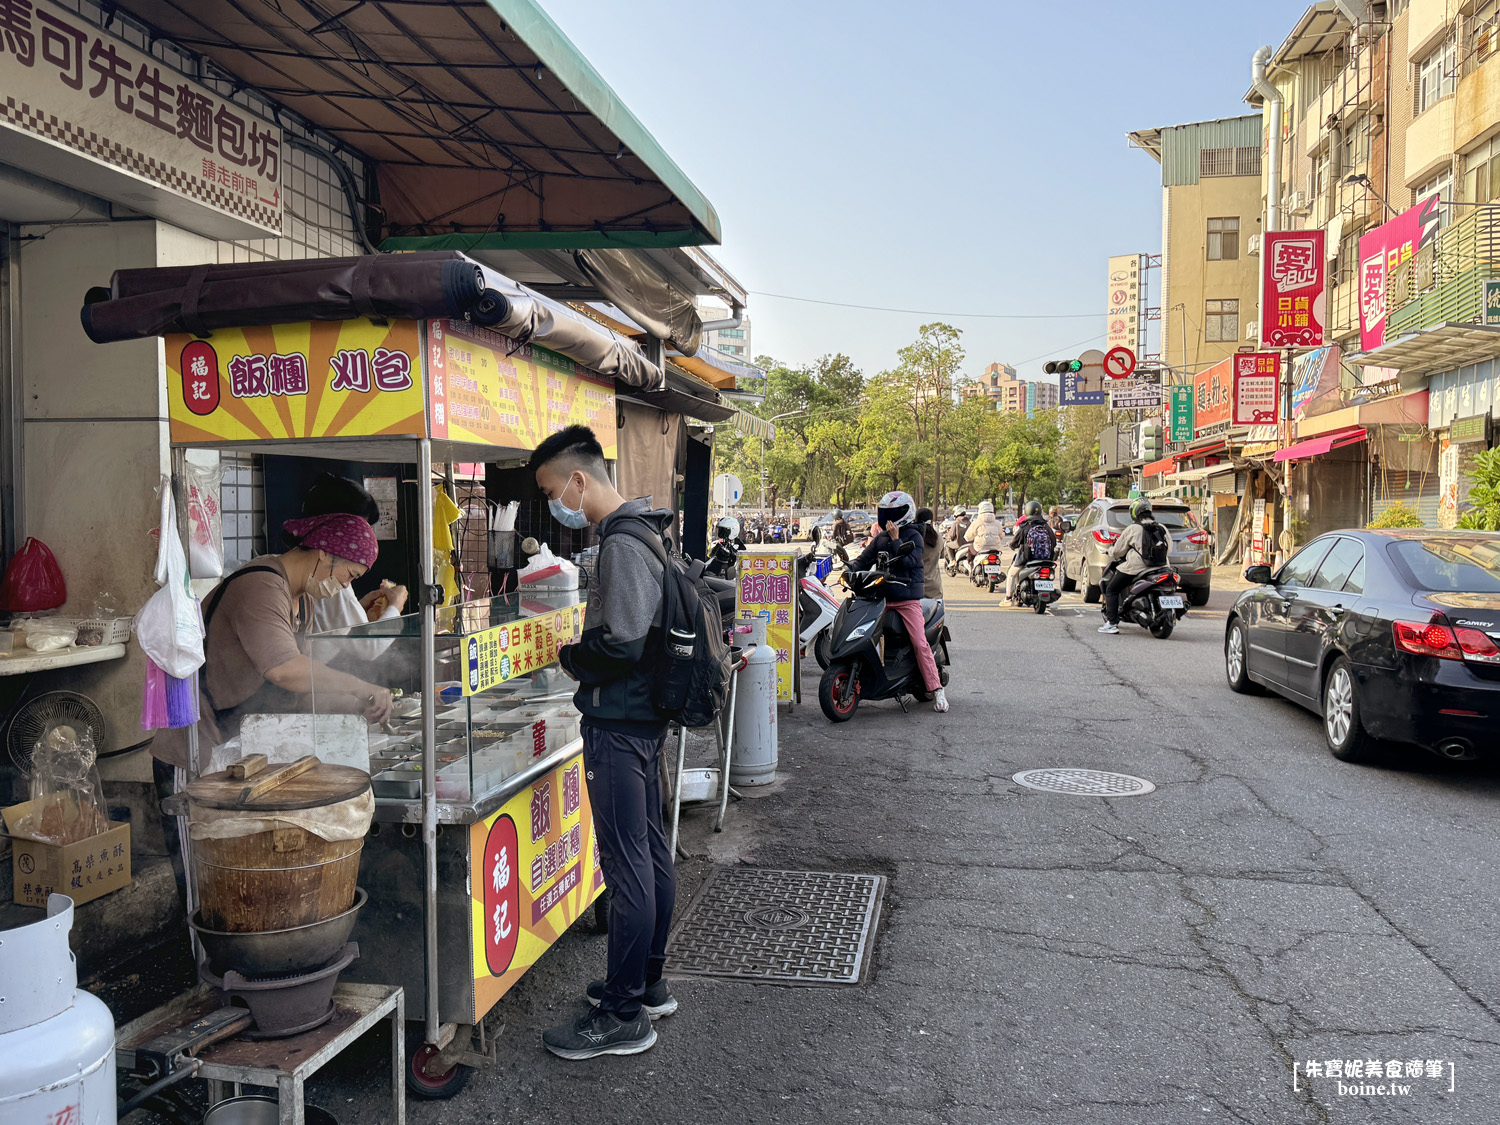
[1141,519,1170,568]
[610,521,732,729]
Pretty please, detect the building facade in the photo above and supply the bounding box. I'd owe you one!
[966,362,1057,415]
[698,297,753,359]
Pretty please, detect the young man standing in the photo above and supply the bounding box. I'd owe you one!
[530,425,677,1059]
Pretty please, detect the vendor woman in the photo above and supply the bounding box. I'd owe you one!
[154,511,395,777]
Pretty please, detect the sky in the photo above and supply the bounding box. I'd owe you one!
[545,0,1314,384]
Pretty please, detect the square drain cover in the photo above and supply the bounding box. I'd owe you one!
[667,868,886,985]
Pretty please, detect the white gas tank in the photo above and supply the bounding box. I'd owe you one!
[0,894,117,1125]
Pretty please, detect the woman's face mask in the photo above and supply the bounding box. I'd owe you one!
[310,553,344,600]
[548,472,590,529]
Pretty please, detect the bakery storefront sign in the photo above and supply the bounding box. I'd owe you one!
[0,0,282,238]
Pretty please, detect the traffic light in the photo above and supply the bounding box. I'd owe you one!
[1138,421,1163,461]
[1044,359,1082,375]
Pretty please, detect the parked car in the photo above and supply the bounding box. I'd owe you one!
[1061,499,1211,606]
[1225,530,1500,763]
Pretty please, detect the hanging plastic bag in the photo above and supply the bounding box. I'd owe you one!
[136,479,205,678]
[184,459,225,580]
[0,537,66,612]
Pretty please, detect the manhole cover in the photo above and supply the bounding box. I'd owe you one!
[668,868,886,985]
[1012,768,1156,796]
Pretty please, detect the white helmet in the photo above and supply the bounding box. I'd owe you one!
[876,490,917,528]
[978,500,995,514]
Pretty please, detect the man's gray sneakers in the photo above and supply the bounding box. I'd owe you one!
[585,978,678,1019]
[542,1007,656,1060]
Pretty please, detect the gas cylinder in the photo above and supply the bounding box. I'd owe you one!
[0,894,117,1125]
[730,617,779,786]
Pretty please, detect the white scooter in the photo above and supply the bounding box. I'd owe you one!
[799,550,846,669]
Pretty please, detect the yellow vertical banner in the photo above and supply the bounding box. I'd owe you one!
[735,548,797,702]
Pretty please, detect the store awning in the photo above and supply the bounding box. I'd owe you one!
[1296,389,1430,437]
[1167,463,1237,483]
[1274,427,1368,462]
[1174,439,1226,460]
[1356,323,1500,385]
[730,410,776,440]
[1143,456,1176,477]
[114,0,721,245]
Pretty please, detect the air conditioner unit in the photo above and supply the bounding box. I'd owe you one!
[1247,233,1261,257]
[1246,320,1259,341]
[1287,191,1308,214]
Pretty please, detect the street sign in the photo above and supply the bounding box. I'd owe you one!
[1108,379,1161,410]
[1103,346,1136,380]
[713,473,744,506]
[1485,280,1500,326]
[1060,349,1108,405]
[1231,353,1282,426]
[1262,230,1326,348]
[1169,385,1194,442]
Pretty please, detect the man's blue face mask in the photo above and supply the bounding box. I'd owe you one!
[548,472,590,529]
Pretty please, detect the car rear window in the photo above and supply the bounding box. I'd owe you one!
[1104,507,1198,530]
[1389,539,1500,593]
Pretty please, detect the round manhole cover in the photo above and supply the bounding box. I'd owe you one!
[744,905,811,930]
[1012,768,1156,796]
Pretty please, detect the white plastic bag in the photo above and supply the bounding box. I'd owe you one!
[136,480,205,677]
[184,459,224,580]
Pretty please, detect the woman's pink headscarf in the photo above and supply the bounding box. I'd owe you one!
[282,513,378,568]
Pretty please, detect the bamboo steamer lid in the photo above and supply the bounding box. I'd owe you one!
[185,756,370,813]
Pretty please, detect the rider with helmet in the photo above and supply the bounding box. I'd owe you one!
[1006,500,1056,601]
[849,491,949,712]
[964,500,1006,555]
[1100,498,1168,634]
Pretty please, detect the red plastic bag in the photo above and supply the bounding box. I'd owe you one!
[1,537,66,612]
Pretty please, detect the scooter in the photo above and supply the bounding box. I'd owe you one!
[1105,565,1188,639]
[797,551,846,669]
[818,543,952,722]
[705,516,745,579]
[972,549,1004,592]
[943,541,973,578]
[1010,558,1062,614]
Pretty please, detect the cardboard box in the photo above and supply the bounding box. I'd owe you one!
[3,800,131,908]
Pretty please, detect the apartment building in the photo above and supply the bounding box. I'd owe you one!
[965,363,1058,415]
[1129,117,1264,376]
[697,297,753,359]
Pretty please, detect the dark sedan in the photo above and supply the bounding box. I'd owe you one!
[1224,529,1500,762]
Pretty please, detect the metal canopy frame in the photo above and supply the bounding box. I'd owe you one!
[112,0,720,242]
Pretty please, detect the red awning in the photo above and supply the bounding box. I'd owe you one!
[1174,440,1225,461]
[1273,427,1367,462]
[1143,456,1176,476]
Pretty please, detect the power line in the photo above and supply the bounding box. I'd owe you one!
[752,291,1101,320]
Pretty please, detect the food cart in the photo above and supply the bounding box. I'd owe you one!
[85,258,650,1096]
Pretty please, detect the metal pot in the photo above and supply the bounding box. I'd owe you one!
[203,1094,339,1125]
[190,888,366,977]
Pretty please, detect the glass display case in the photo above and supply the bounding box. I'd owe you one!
[308,590,586,819]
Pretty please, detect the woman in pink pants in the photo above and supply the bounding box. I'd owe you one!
[848,491,948,712]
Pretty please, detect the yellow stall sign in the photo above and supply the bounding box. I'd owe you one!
[166,320,425,443]
[463,603,585,697]
[736,549,797,702]
[469,751,602,1022]
[427,318,617,457]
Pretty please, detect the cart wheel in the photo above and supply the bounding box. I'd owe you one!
[407,1042,473,1100]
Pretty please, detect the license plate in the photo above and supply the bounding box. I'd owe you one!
[1158,595,1184,609]
[1034,580,1055,592]
[984,565,1003,575]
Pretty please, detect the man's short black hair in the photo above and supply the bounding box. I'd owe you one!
[303,472,379,524]
[529,424,608,479]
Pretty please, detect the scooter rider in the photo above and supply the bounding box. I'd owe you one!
[943,507,971,568]
[1006,500,1056,601]
[1099,498,1168,635]
[915,507,944,600]
[964,500,1006,559]
[849,491,949,713]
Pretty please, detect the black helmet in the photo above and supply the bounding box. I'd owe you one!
[1024,500,1042,518]
[1130,498,1154,522]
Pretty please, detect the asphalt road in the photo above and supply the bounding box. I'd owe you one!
[178,574,1500,1123]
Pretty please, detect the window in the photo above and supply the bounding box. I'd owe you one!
[1414,171,1454,229]
[1332,231,1358,287]
[1311,537,1365,591]
[1415,37,1457,115]
[1276,540,1336,588]
[1463,135,1500,204]
[1200,148,1262,178]
[1464,0,1500,76]
[1389,539,1500,592]
[717,328,745,339]
[1343,557,1365,595]
[1340,117,1372,173]
[1207,217,1240,261]
[1205,299,1239,342]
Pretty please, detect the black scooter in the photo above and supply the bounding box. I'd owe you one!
[818,543,951,722]
[1010,558,1062,614]
[1106,565,1188,639]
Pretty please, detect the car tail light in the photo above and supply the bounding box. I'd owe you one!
[1185,532,1209,546]
[1393,621,1464,660]
[1092,530,1119,546]
[1455,628,1500,664]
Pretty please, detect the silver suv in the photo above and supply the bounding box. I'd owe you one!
[1061,500,1211,606]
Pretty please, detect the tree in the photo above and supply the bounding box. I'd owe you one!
[975,411,1062,509]
[883,323,965,509]
[1457,448,1500,530]
[1057,403,1109,506]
